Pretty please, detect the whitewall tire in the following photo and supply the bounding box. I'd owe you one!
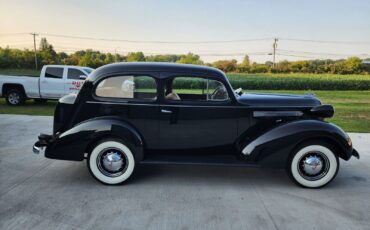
[288,143,339,188]
[88,140,135,185]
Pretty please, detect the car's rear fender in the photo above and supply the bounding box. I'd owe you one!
[237,120,355,168]
[45,116,144,161]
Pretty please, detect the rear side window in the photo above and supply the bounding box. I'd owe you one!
[67,69,86,80]
[95,75,157,100]
[45,67,63,79]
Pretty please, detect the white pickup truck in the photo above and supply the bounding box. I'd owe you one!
[0,65,94,105]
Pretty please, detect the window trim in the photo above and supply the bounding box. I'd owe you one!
[92,73,159,103]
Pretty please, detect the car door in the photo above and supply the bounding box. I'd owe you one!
[90,73,161,149]
[40,66,65,98]
[159,74,238,150]
[65,68,88,95]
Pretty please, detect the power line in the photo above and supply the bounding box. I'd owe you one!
[0,33,29,37]
[280,38,370,45]
[277,53,326,59]
[39,33,272,44]
[277,49,355,56]
[1,33,370,45]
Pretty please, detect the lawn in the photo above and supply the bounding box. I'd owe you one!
[0,68,39,77]
[0,90,369,132]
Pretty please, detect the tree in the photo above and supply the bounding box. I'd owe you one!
[126,52,145,62]
[344,57,362,74]
[176,53,203,65]
[212,59,237,72]
[237,55,251,72]
[38,38,57,66]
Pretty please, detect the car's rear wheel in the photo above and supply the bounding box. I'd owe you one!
[87,139,135,185]
[287,141,339,188]
[6,89,26,105]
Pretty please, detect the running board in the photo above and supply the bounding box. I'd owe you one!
[140,151,259,167]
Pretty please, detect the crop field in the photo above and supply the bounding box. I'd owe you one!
[228,73,370,90]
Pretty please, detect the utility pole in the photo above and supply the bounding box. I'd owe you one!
[31,33,39,70]
[272,38,278,68]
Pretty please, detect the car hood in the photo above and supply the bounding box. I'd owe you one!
[237,92,321,107]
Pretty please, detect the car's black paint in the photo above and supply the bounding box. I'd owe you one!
[237,92,321,107]
[37,62,357,168]
[46,117,144,161]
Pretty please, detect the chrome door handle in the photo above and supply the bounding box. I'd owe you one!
[161,109,172,114]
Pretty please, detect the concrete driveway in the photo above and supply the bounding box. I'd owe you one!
[0,114,369,230]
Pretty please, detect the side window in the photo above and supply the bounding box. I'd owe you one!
[165,76,229,102]
[45,67,63,79]
[67,69,86,80]
[95,75,157,100]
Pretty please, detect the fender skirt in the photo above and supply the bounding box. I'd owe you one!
[240,120,355,168]
[45,117,144,161]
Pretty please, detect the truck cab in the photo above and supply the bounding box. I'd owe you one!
[0,65,94,105]
[39,65,94,99]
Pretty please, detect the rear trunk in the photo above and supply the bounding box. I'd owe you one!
[53,94,77,134]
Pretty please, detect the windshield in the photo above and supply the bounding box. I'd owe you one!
[83,68,94,74]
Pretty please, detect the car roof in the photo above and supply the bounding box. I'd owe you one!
[87,62,225,82]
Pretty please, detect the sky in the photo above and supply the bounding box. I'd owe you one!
[0,0,370,63]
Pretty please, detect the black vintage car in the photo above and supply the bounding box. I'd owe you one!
[33,62,359,188]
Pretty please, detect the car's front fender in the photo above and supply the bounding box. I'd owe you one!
[45,116,144,161]
[239,120,355,168]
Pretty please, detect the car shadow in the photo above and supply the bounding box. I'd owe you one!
[52,161,367,190]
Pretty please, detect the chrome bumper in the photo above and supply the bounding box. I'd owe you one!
[352,148,360,159]
[33,133,54,155]
[33,141,45,154]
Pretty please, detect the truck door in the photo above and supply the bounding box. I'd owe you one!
[40,66,65,99]
[65,68,87,95]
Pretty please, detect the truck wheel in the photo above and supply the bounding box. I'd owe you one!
[5,89,26,105]
[34,98,48,104]
[87,139,136,185]
[287,141,339,188]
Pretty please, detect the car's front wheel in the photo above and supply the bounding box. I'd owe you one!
[88,139,136,185]
[287,142,339,188]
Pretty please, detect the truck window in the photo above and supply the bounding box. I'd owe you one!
[45,67,63,79]
[67,69,86,80]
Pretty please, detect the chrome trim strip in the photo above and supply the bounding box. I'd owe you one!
[253,111,303,118]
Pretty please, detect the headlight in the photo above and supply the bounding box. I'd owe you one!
[347,137,352,147]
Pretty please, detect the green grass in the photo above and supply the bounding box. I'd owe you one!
[0,90,369,132]
[0,99,57,116]
[0,68,40,77]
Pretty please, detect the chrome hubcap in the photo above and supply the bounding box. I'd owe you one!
[298,152,330,181]
[8,93,20,104]
[302,155,323,175]
[97,148,127,177]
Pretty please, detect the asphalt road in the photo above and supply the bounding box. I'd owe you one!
[0,114,369,230]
